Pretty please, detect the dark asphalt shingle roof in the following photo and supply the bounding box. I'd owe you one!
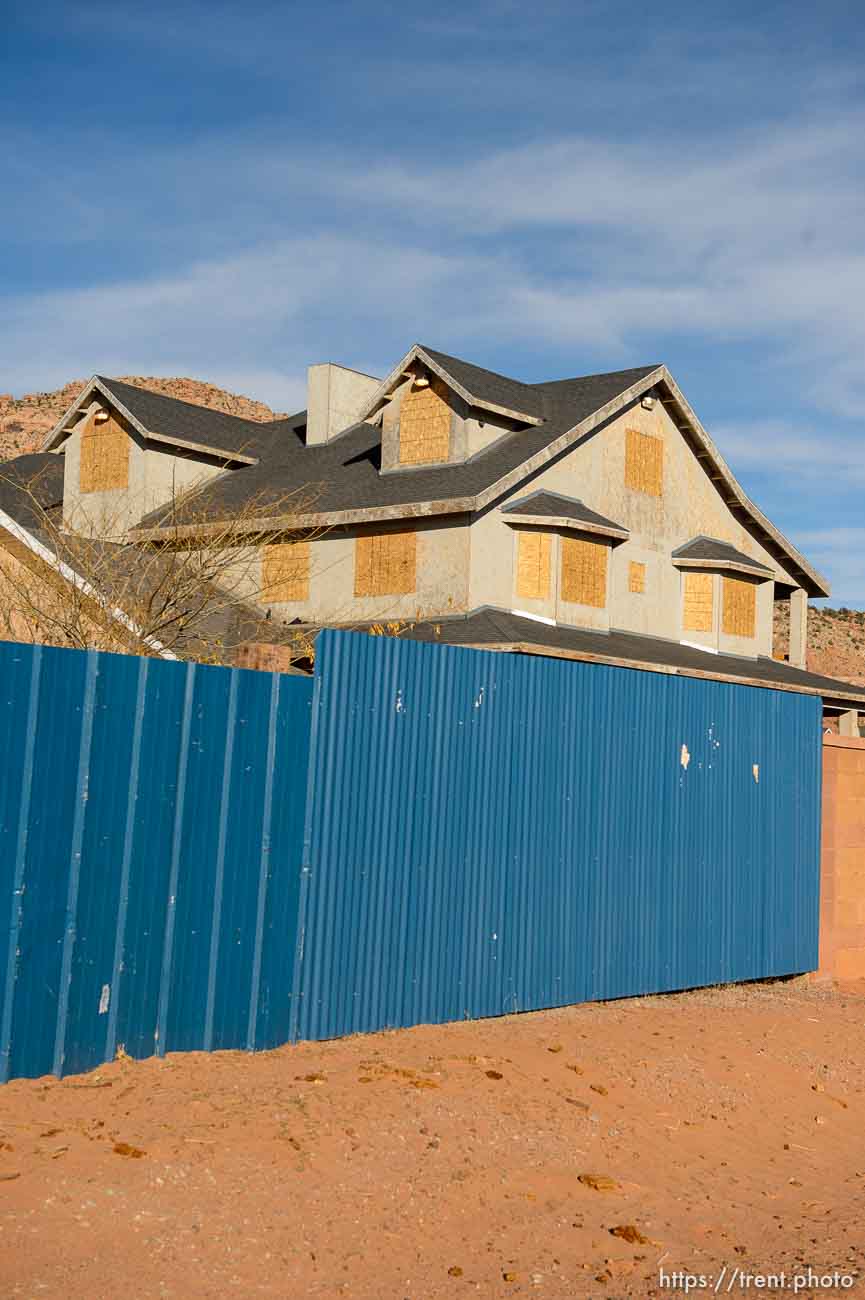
[501,490,628,534]
[326,608,865,705]
[98,377,304,461]
[134,363,659,529]
[0,453,65,529]
[421,346,548,419]
[672,535,773,574]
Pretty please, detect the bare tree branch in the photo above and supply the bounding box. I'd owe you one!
[0,462,328,668]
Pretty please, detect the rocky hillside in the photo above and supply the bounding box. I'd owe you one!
[0,377,285,460]
[774,601,865,686]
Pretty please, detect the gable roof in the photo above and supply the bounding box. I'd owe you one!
[44,351,825,597]
[358,343,548,426]
[501,490,629,540]
[672,535,774,577]
[418,346,548,422]
[130,363,659,536]
[41,375,301,465]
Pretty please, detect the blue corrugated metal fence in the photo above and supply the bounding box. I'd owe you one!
[293,631,821,1040]
[0,631,821,1081]
[0,642,312,1081]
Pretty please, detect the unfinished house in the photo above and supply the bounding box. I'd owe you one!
[1,344,863,726]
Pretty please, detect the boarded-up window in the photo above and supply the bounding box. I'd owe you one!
[515,530,551,600]
[683,572,714,633]
[722,576,757,638]
[628,561,646,594]
[561,537,607,608]
[262,541,309,602]
[355,531,417,596]
[398,378,452,465]
[79,412,129,493]
[625,428,663,496]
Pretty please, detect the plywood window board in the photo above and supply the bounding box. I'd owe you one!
[79,412,129,493]
[398,378,452,465]
[625,428,663,497]
[262,541,310,602]
[683,571,714,633]
[561,537,607,608]
[355,530,417,596]
[628,561,646,594]
[515,530,551,600]
[722,575,757,637]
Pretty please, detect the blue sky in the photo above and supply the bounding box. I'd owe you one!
[3,0,865,601]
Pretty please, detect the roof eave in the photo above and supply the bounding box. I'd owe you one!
[672,556,775,579]
[127,496,478,543]
[498,639,865,707]
[41,375,105,450]
[502,513,629,541]
[41,377,260,464]
[143,430,259,465]
[657,370,830,598]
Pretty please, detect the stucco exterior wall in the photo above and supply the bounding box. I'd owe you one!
[255,519,472,626]
[63,407,148,538]
[307,364,381,445]
[468,396,794,655]
[464,414,522,459]
[62,406,226,539]
[48,382,808,653]
[379,379,524,472]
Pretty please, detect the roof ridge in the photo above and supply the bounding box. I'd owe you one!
[96,376,281,430]
[532,364,661,391]
[418,346,539,394]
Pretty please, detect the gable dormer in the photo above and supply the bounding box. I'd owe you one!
[360,344,545,472]
[380,368,461,469]
[42,377,262,540]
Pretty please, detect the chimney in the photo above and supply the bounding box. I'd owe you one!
[306,363,382,445]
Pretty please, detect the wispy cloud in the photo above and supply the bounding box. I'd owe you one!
[11,102,865,400]
[792,529,865,606]
[704,421,865,482]
[0,235,499,406]
[4,0,865,598]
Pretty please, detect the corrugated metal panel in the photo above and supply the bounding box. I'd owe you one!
[0,629,823,1081]
[0,642,312,1081]
[294,630,822,1041]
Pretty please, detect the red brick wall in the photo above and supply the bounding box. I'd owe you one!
[818,735,865,980]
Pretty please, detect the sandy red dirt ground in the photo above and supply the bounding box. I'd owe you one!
[1,979,864,1299]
